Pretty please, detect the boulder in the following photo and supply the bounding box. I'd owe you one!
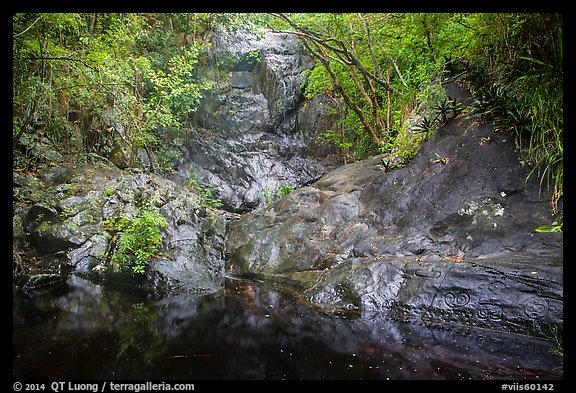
[19,162,228,293]
[23,204,81,254]
[225,82,563,337]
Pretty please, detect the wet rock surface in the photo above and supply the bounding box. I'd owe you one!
[13,28,338,295]
[13,29,562,344]
[291,256,562,338]
[16,162,227,293]
[170,29,339,213]
[13,276,562,380]
[14,80,563,338]
[225,82,563,337]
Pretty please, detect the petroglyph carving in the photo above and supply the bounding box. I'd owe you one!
[477,303,504,322]
[524,297,549,319]
[412,267,442,278]
[444,291,471,307]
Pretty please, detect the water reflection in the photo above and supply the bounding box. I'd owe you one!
[13,274,562,380]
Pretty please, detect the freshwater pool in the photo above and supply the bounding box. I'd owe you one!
[13,274,562,380]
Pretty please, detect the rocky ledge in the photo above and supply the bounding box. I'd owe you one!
[225,82,563,337]
[14,160,228,293]
[13,76,562,339]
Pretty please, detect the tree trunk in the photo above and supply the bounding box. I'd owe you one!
[274,13,384,148]
[312,48,381,147]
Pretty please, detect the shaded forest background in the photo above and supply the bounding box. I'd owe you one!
[12,13,563,213]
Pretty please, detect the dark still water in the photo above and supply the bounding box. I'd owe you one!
[13,274,562,380]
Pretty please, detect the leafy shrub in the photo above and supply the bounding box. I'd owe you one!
[462,13,563,213]
[184,172,223,209]
[392,127,427,166]
[470,77,563,212]
[264,184,293,204]
[414,116,436,134]
[105,207,168,274]
[472,83,516,125]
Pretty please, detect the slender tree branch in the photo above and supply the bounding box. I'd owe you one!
[391,58,409,88]
[14,15,43,37]
[303,39,382,147]
[272,13,395,94]
[16,56,100,72]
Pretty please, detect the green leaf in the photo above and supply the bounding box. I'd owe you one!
[534,224,562,233]
[518,56,545,67]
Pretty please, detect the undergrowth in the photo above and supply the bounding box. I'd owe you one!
[102,201,168,275]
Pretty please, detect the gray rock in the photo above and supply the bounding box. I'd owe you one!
[298,256,562,337]
[23,204,81,254]
[19,163,228,294]
[170,29,337,212]
[14,29,562,340]
[225,83,563,337]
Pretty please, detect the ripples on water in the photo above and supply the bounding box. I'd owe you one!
[13,274,562,380]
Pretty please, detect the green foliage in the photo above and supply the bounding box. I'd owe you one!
[103,187,114,197]
[472,84,516,125]
[102,216,131,233]
[551,331,564,358]
[414,116,436,134]
[246,49,262,63]
[517,80,563,212]
[471,80,563,214]
[534,216,563,233]
[145,45,213,130]
[263,184,293,204]
[104,206,168,275]
[462,13,563,212]
[432,98,463,124]
[327,116,380,159]
[380,124,429,169]
[280,13,469,161]
[278,13,562,212]
[12,13,227,173]
[13,13,562,212]
[183,172,223,209]
[534,224,562,234]
[546,324,563,367]
[278,185,293,198]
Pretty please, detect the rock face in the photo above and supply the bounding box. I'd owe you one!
[14,28,338,294]
[14,28,562,339]
[225,81,563,337]
[13,275,562,379]
[170,29,339,212]
[17,161,228,293]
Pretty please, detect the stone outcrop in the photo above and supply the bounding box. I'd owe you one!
[14,28,338,294]
[170,29,339,212]
[225,81,563,337]
[16,161,227,293]
[13,275,562,379]
[13,30,562,339]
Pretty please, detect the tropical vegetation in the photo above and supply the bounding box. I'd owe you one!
[13,13,562,214]
[268,13,562,212]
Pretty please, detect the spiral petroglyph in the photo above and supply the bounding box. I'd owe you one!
[477,303,504,322]
[444,291,471,307]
